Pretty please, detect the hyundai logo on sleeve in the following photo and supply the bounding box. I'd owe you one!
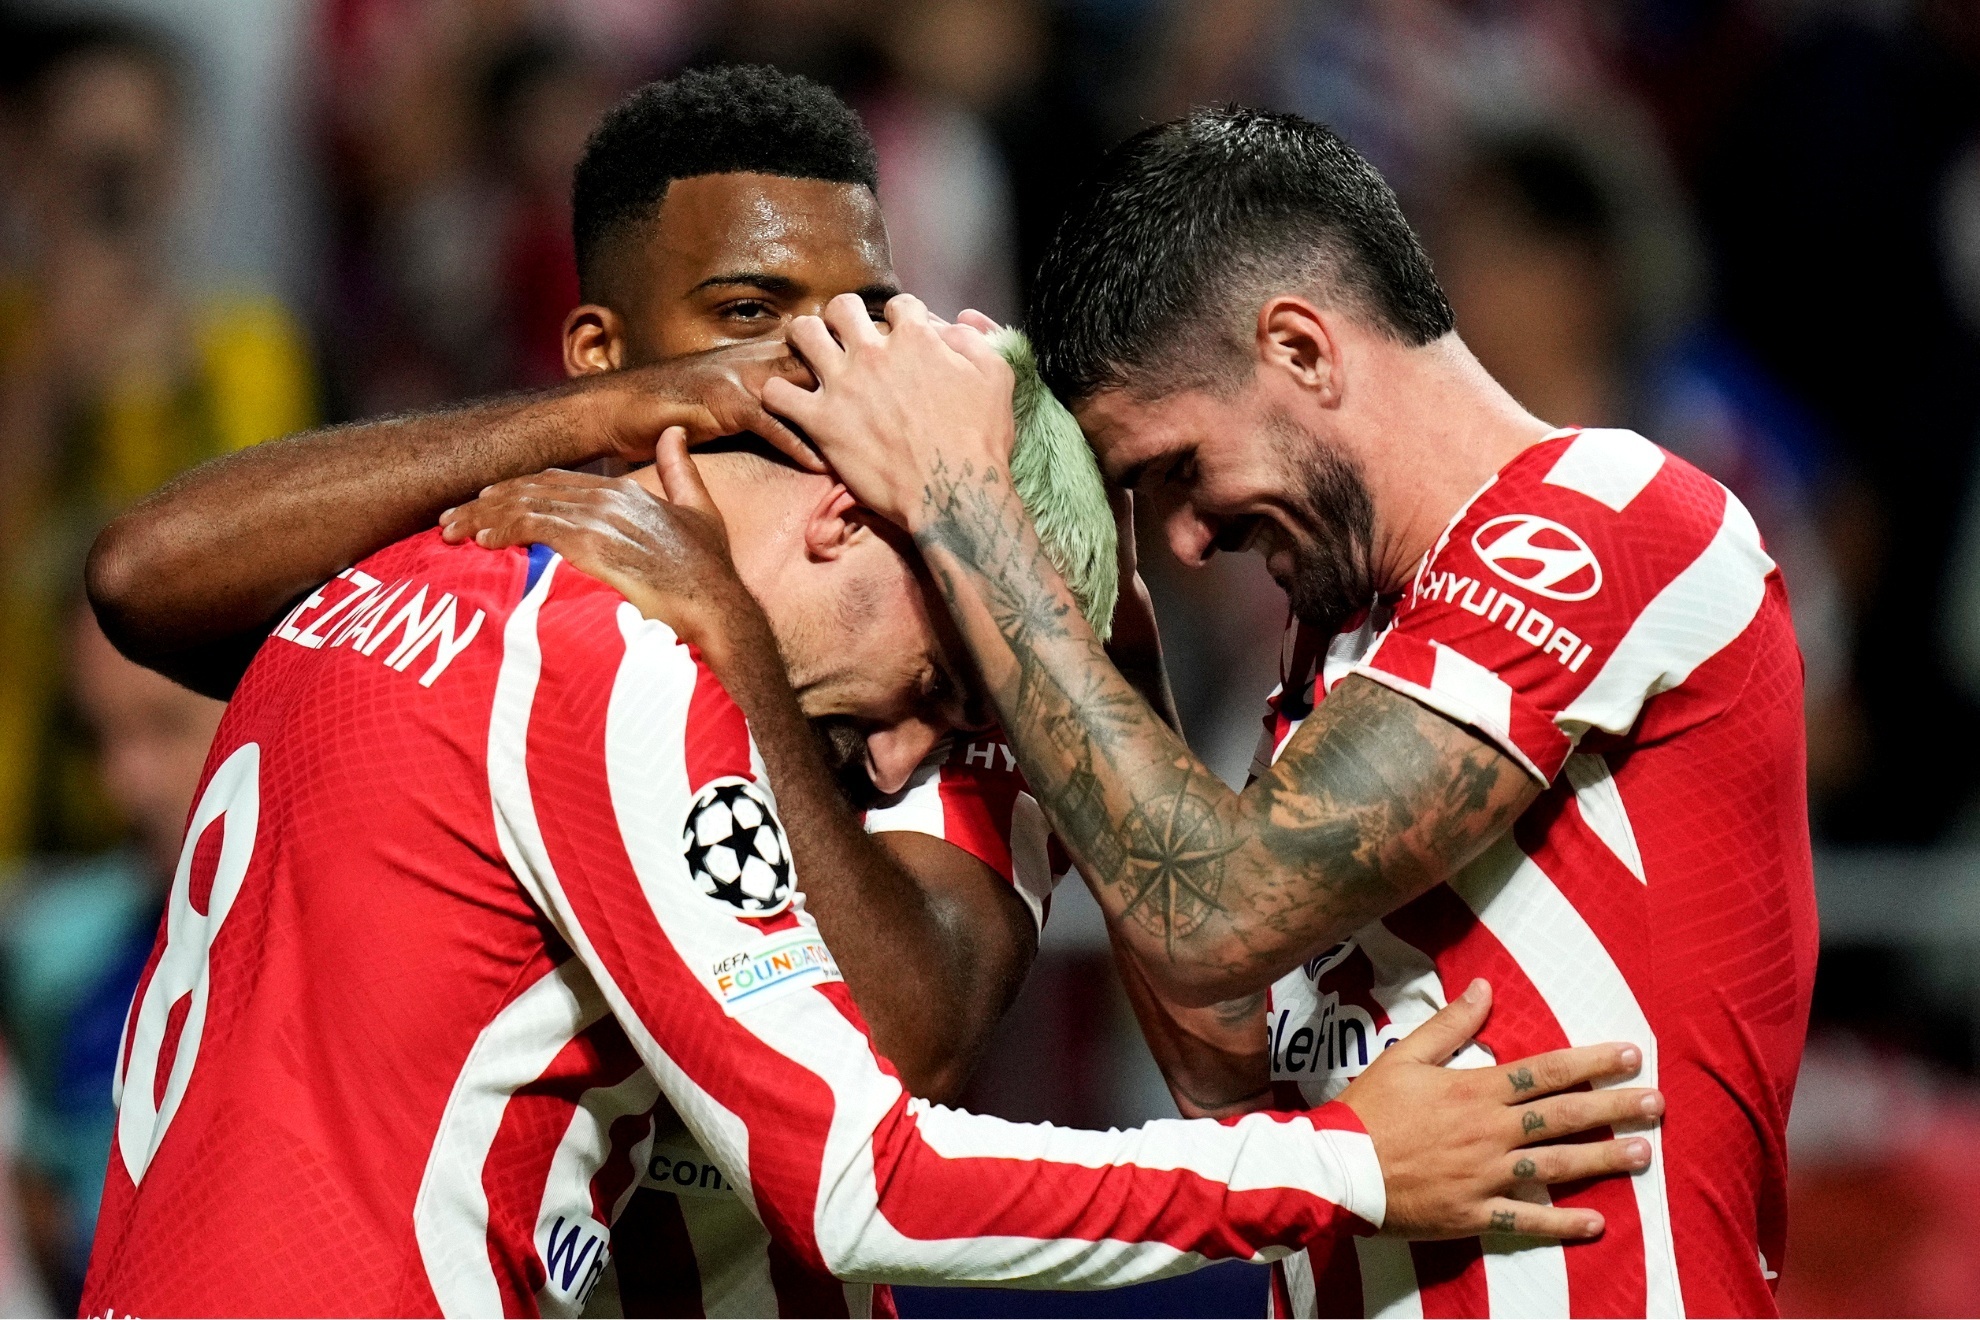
[1471,514,1603,601]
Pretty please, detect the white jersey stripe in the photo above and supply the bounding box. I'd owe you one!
[1008,792,1053,928]
[902,1097,1383,1212]
[508,598,767,1222]
[1354,1238,1423,1318]
[1559,488,1773,738]
[533,1066,662,1315]
[1542,429,1667,512]
[412,959,606,1318]
[675,1194,786,1317]
[487,561,770,1274]
[1452,836,1684,1319]
[863,759,947,837]
[1562,752,1647,883]
[1427,642,1516,737]
[1480,1223,1569,1317]
[1280,1246,1317,1317]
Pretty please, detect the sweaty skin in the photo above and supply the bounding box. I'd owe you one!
[84,173,1031,1104]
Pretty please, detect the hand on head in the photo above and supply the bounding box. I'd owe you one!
[439,428,746,654]
[597,339,826,472]
[761,292,1020,534]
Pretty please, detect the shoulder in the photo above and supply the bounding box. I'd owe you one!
[524,549,703,694]
[522,552,757,783]
[1419,428,1772,622]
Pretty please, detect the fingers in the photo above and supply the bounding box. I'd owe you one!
[1510,1087,1664,1146]
[785,314,845,380]
[935,319,1013,381]
[956,308,1002,334]
[1389,979,1492,1066]
[883,292,930,329]
[438,470,627,547]
[458,507,584,552]
[823,292,887,348]
[746,409,826,472]
[759,374,821,431]
[653,427,717,517]
[1497,1042,1642,1104]
[1508,1136,1652,1189]
[1476,1198,1605,1241]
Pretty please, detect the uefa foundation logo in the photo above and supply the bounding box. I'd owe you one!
[683,777,793,916]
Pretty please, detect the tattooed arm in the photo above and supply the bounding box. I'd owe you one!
[764,296,1540,1005]
[909,461,1534,1001]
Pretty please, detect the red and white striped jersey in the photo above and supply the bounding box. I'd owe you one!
[867,734,1069,932]
[81,530,1390,1318]
[1257,429,1816,1319]
[607,735,1069,1319]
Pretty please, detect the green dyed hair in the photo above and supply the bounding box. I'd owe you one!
[994,327,1119,641]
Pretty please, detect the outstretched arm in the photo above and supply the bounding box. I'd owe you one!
[763,297,1537,1005]
[87,341,815,698]
[491,578,1656,1265]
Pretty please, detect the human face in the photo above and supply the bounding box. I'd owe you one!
[779,520,993,804]
[577,171,898,367]
[577,172,964,794]
[1079,383,1378,636]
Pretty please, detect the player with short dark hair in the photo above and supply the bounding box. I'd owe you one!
[766,104,1815,1318]
[571,66,879,305]
[1027,107,1455,402]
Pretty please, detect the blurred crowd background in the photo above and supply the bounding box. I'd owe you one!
[0,0,1977,1314]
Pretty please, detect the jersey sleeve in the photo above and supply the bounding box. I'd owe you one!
[1349,428,1777,783]
[862,735,1065,931]
[491,558,1385,1289]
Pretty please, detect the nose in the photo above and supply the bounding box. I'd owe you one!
[864,719,944,797]
[1163,502,1222,568]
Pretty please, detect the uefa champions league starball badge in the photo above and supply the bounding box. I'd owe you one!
[683,777,793,916]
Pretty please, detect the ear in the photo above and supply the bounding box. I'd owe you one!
[564,304,626,377]
[1255,295,1344,408]
[801,484,864,561]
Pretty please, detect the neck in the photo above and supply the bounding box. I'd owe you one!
[1356,334,1554,593]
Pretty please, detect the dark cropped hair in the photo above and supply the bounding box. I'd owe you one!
[572,64,879,300]
[1027,107,1454,402]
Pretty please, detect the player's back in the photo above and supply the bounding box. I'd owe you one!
[84,531,588,1316]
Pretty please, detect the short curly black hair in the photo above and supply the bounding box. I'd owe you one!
[572,64,879,301]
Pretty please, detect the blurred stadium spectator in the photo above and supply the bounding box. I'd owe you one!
[0,16,312,872]
[0,604,220,1311]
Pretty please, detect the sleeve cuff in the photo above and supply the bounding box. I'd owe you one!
[1307,1101,1386,1232]
[1348,633,1572,784]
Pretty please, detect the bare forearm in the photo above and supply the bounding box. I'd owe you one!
[912,458,1266,993]
[1110,927,1270,1120]
[912,458,1535,1004]
[697,601,1026,1102]
[87,385,608,692]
